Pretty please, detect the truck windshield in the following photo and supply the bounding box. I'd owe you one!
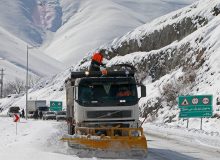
[78,78,138,106]
[38,107,49,111]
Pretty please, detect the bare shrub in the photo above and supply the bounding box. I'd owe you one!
[3,78,25,96]
[141,97,163,119]
[29,75,40,88]
[162,69,196,106]
[162,83,178,105]
[183,70,196,84]
[9,78,25,94]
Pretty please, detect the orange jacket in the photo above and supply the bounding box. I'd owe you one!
[92,52,103,64]
[117,90,132,97]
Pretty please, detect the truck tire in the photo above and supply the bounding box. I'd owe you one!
[68,123,75,135]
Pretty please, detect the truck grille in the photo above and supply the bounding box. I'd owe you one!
[87,110,132,119]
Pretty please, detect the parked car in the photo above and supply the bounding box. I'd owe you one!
[7,106,20,117]
[56,111,66,121]
[27,111,35,118]
[7,94,19,98]
[43,111,56,120]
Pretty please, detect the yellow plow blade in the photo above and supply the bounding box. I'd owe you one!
[61,127,147,158]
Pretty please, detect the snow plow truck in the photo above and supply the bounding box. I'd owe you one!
[62,68,147,158]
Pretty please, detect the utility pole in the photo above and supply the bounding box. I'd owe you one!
[26,45,29,120]
[26,45,39,120]
[0,69,5,98]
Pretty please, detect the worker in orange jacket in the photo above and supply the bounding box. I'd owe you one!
[89,50,107,72]
[116,87,132,97]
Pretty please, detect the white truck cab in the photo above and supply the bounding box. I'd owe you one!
[65,70,146,135]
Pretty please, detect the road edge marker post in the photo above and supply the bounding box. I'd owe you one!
[13,114,20,135]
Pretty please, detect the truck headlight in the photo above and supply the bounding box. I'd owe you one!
[85,71,89,76]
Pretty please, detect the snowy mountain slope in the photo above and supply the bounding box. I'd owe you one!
[0,0,196,84]
[0,0,45,44]
[0,0,64,44]
[0,26,65,83]
[43,0,197,65]
[0,0,67,83]
[76,0,211,65]
[114,1,220,121]
[77,0,219,72]
[0,0,196,67]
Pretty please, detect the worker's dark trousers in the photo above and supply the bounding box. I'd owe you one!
[89,61,101,72]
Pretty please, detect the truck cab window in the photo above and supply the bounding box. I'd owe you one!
[78,79,138,106]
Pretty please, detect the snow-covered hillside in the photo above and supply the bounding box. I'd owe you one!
[0,0,45,44]
[0,0,66,82]
[0,0,64,44]
[0,26,65,83]
[0,0,196,66]
[0,0,196,83]
[44,0,197,65]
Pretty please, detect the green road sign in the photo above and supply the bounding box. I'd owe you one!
[50,101,62,111]
[178,95,213,118]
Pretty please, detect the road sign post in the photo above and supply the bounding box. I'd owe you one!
[13,114,20,135]
[178,95,213,129]
[187,119,189,128]
[200,118,202,130]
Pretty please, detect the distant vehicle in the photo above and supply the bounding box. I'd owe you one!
[7,106,20,117]
[38,106,49,114]
[56,111,66,121]
[7,94,19,98]
[27,100,47,117]
[27,111,34,118]
[43,111,56,120]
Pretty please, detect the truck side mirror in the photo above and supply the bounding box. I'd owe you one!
[141,85,146,97]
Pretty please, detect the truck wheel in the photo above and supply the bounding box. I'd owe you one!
[68,124,74,135]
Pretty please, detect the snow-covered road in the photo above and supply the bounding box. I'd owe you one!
[0,116,80,160]
[145,127,220,160]
[1,116,220,160]
[0,116,134,160]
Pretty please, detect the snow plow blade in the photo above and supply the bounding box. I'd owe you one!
[61,127,147,158]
